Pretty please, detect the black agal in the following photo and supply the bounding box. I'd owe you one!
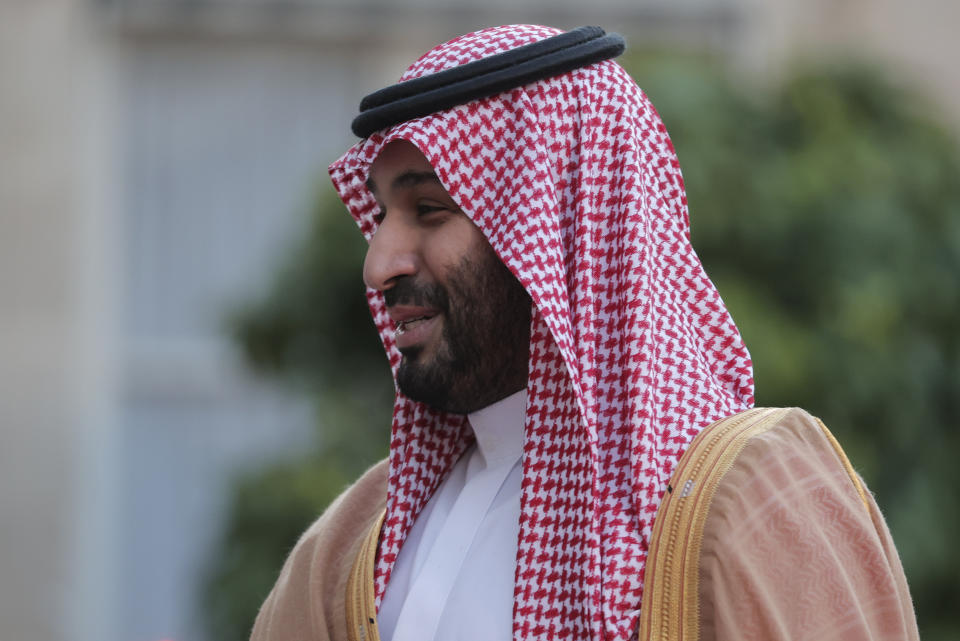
[351,26,626,138]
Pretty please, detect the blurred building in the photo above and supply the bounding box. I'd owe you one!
[1,1,956,640]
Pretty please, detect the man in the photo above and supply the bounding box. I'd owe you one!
[252,25,919,641]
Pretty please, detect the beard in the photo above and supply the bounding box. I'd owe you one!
[384,245,531,415]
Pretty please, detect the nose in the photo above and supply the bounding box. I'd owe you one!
[363,213,418,292]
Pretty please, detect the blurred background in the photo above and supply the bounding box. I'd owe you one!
[2,1,958,641]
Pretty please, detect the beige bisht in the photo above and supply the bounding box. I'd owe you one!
[250,408,919,641]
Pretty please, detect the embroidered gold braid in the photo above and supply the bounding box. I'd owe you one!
[816,417,870,511]
[346,510,385,641]
[638,407,789,641]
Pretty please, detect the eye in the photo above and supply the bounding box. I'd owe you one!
[416,203,446,216]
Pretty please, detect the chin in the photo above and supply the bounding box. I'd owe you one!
[396,356,465,414]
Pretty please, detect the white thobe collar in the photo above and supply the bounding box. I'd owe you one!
[467,388,526,469]
[378,389,527,641]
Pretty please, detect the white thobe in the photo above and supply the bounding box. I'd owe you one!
[378,389,526,641]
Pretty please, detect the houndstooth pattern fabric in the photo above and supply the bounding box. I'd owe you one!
[329,24,754,641]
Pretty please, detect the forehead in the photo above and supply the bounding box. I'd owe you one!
[367,140,437,193]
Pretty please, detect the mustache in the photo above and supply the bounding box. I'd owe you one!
[383,277,449,311]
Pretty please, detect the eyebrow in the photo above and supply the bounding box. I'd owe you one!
[366,170,442,194]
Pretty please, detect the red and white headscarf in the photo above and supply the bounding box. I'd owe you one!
[329,24,754,641]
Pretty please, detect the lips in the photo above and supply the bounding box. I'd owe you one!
[387,304,441,349]
[395,315,434,335]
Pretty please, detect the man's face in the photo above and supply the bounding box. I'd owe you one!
[364,140,531,414]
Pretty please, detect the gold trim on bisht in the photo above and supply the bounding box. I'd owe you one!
[637,407,870,640]
[639,407,788,641]
[346,509,386,641]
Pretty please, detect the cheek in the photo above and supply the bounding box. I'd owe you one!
[431,221,492,271]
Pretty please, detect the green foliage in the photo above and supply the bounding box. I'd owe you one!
[205,58,959,641]
[202,451,357,640]
[230,187,391,394]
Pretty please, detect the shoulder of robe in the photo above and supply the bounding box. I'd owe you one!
[641,407,920,641]
[250,459,389,641]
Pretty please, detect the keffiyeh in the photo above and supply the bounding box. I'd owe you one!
[329,24,754,641]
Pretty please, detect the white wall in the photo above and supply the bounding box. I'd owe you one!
[115,35,356,641]
[0,3,119,640]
